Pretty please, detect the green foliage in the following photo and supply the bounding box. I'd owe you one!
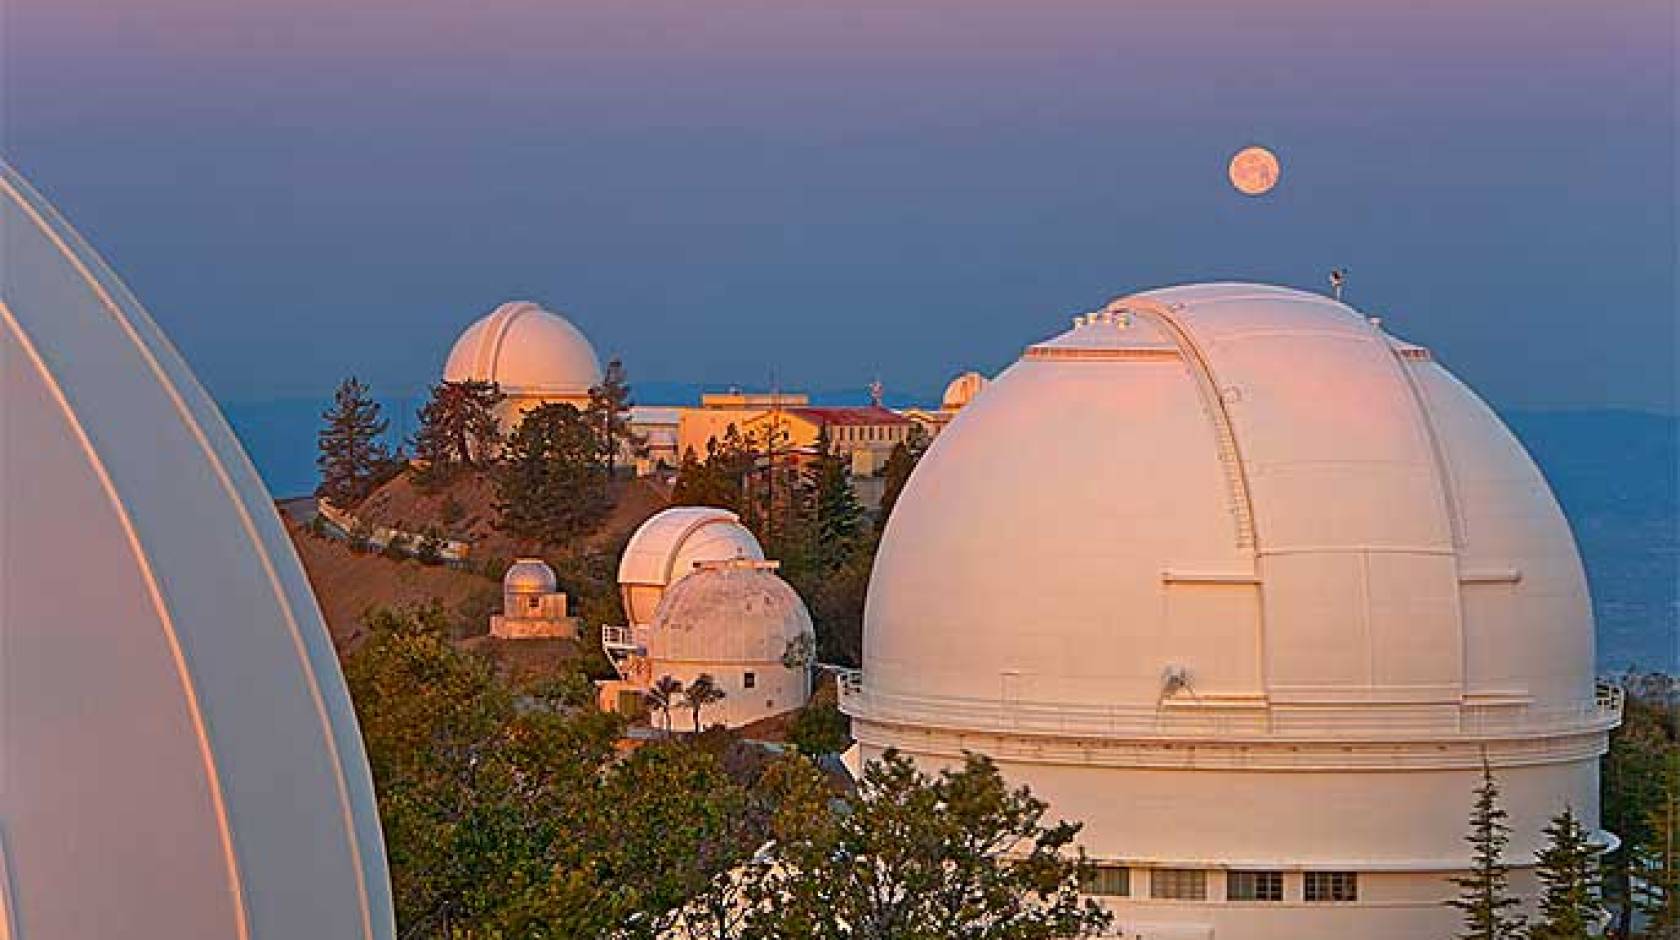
[744,750,1112,940]
[381,533,409,560]
[587,358,643,476]
[316,376,392,507]
[1449,760,1526,940]
[788,701,852,757]
[1639,752,1680,937]
[876,422,928,531]
[346,604,773,939]
[671,426,754,513]
[803,426,865,573]
[1603,674,1680,936]
[494,403,610,546]
[411,379,504,487]
[1529,806,1602,940]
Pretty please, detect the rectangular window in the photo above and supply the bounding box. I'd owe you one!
[1080,865,1129,897]
[1304,871,1358,903]
[743,672,756,689]
[1227,871,1284,902]
[1150,869,1206,901]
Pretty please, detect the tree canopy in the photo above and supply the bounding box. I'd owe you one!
[494,402,611,545]
[316,376,392,507]
[411,379,504,486]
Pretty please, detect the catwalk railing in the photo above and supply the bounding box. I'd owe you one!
[833,670,1624,743]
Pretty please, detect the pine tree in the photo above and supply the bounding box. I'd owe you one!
[586,357,642,476]
[876,423,929,531]
[1529,806,1602,940]
[1639,751,1680,938]
[493,403,609,545]
[802,426,864,572]
[1450,760,1526,940]
[410,379,503,485]
[316,376,391,507]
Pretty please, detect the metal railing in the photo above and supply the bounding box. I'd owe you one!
[834,670,1624,743]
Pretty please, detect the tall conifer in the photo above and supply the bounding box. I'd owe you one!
[316,376,391,507]
[1450,759,1526,940]
[1529,806,1601,940]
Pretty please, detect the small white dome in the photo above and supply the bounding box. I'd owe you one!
[618,506,765,624]
[503,557,558,594]
[650,562,815,665]
[443,301,602,397]
[941,370,988,410]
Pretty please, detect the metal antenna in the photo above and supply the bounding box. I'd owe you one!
[1329,268,1348,302]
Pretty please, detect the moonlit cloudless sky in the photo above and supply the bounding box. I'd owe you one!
[6,0,1675,411]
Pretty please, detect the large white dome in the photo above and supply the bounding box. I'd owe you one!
[443,300,603,397]
[848,283,1616,939]
[865,282,1594,718]
[1,164,392,937]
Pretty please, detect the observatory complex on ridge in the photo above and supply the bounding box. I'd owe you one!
[840,284,1621,940]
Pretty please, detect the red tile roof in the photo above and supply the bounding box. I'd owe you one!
[783,405,914,427]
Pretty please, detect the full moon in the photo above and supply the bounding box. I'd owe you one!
[1228,146,1280,196]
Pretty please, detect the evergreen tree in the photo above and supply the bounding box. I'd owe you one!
[746,750,1112,939]
[410,379,503,485]
[493,403,609,545]
[802,426,865,571]
[1529,806,1601,940]
[586,357,642,476]
[876,422,929,531]
[1603,674,1679,935]
[1640,751,1680,938]
[1449,760,1526,940]
[316,376,391,507]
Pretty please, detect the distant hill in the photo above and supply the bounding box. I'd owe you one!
[230,397,1677,672]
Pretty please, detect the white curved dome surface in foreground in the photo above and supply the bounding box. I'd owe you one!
[619,506,765,626]
[0,165,393,939]
[847,283,1618,939]
[444,300,602,400]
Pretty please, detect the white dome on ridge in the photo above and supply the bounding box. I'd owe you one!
[444,300,602,397]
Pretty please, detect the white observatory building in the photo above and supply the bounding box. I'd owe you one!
[1,164,393,937]
[602,507,814,728]
[443,300,603,420]
[840,283,1620,939]
[489,558,579,639]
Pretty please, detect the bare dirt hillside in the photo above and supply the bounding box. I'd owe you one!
[354,470,671,561]
[284,516,500,648]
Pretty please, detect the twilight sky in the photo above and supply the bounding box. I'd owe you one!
[7,0,1675,412]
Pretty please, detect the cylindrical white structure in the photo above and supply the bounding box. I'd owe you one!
[843,283,1618,940]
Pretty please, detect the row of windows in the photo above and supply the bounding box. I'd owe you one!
[1080,867,1358,904]
[834,424,904,443]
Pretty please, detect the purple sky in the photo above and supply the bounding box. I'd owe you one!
[7,0,1674,411]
